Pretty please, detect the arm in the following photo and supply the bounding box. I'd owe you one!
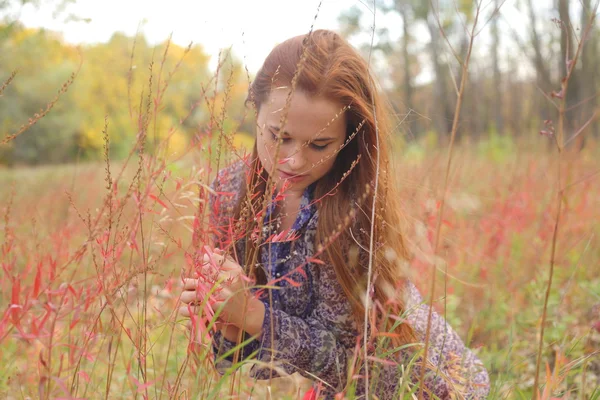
[398,282,490,399]
[211,329,260,372]
[207,162,260,371]
[246,271,488,399]
[249,261,358,394]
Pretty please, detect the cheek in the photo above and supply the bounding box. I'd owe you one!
[256,135,275,170]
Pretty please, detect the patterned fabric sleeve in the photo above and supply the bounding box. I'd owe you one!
[207,161,260,371]
[212,330,260,372]
[249,260,359,395]
[248,271,489,400]
[356,282,490,399]
[398,282,490,399]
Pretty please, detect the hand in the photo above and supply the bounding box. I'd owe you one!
[179,248,265,339]
[180,277,240,342]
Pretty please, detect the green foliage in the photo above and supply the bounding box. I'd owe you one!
[0,23,249,165]
[476,130,516,163]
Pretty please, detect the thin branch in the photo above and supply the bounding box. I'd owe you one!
[417,1,484,398]
[430,1,462,64]
[363,0,378,396]
[532,1,600,397]
[563,168,600,191]
[564,109,599,147]
[473,0,509,37]
[0,70,17,97]
[536,85,560,111]
[1,55,82,145]
[565,90,600,112]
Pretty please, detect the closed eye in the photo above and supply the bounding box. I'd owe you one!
[271,131,290,143]
[309,142,328,151]
[271,130,329,151]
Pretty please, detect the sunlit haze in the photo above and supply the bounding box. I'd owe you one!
[16,0,360,73]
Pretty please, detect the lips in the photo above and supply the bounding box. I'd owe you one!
[278,170,307,180]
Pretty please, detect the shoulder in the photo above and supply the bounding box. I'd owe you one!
[404,279,424,309]
[211,159,247,193]
[209,159,248,210]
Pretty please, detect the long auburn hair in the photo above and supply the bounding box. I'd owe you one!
[234,30,414,345]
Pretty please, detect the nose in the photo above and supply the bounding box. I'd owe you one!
[286,148,307,171]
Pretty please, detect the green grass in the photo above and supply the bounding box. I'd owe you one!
[0,139,599,399]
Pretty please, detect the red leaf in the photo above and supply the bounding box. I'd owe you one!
[11,276,19,304]
[149,194,168,209]
[129,374,155,393]
[296,266,308,278]
[77,371,90,383]
[70,315,80,330]
[33,263,42,298]
[306,257,325,265]
[284,277,301,287]
[216,191,236,197]
[11,276,20,326]
[366,355,397,367]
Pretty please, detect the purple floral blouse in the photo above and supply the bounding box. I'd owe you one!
[209,161,490,399]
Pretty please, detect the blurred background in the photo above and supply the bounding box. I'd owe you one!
[1,1,599,398]
[1,0,598,165]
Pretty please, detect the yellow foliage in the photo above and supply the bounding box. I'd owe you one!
[232,132,255,152]
[0,25,251,164]
[164,131,188,158]
[80,124,105,151]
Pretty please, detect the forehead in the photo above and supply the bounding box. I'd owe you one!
[259,87,347,140]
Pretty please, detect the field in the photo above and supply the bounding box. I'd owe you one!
[0,135,599,399]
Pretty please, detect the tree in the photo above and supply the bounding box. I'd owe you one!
[557,0,581,133]
[490,0,504,134]
[0,24,235,165]
[579,0,599,137]
[395,0,417,136]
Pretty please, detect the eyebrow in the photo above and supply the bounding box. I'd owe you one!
[269,125,336,142]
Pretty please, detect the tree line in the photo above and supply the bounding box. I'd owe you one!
[339,0,599,146]
[1,0,599,166]
[0,23,248,165]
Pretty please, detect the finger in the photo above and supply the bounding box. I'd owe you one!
[186,315,222,334]
[180,290,201,305]
[205,252,241,276]
[179,305,194,318]
[183,278,199,291]
[200,257,216,276]
[217,287,233,301]
[203,252,222,268]
[211,300,226,315]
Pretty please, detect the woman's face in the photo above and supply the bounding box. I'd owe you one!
[256,87,347,196]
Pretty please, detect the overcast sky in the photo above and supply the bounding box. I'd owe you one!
[11,0,560,83]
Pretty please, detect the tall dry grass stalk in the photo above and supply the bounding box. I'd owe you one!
[533,2,600,399]
[416,1,487,398]
[2,2,600,399]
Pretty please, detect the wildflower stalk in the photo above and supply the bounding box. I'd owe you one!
[532,3,599,397]
[363,1,378,395]
[0,70,17,97]
[417,2,483,398]
[1,58,81,145]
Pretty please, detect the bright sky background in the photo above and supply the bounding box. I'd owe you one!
[16,0,372,73]
[12,0,552,83]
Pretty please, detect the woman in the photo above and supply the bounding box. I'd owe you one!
[180,30,489,399]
